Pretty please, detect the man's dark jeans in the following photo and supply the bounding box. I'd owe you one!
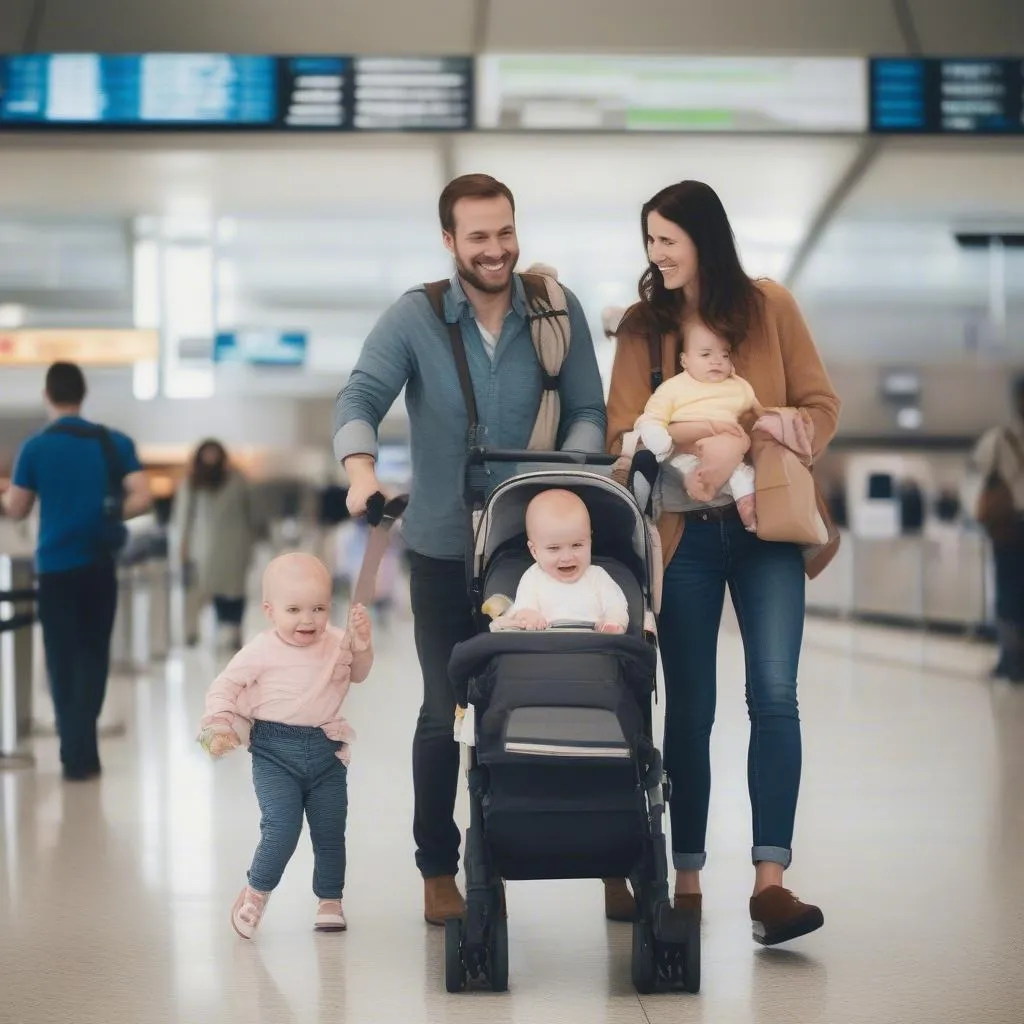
[407,552,476,878]
[36,558,117,778]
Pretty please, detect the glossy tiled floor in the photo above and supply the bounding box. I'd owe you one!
[2,601,1023,1023]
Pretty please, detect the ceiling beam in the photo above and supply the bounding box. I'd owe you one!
[21,0,47,50]
[472,0,492,52]
[782,138,883,290]
[782,0,923,290]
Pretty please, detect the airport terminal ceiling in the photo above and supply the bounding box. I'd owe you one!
[0,0,1022,55]
[0,0,1021,428]
[0,133,1020,358]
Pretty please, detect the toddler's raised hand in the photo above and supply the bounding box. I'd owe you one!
[348,603,372,652]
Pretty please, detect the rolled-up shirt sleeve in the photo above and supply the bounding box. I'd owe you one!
[333,297,417,463]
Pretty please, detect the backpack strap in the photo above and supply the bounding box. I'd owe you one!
[423,280,480,440]
[520,271,571,450]
[423,275,572,452]
[45,422,125,503]
[520,272,570,394]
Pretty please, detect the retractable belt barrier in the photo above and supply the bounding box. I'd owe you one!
[1,555,38,765]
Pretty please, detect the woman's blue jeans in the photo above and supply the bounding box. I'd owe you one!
[657,510,806,871]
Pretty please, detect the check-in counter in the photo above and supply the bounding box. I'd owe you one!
[806,528,992,632]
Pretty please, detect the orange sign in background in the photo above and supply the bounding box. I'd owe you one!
[0,329,159,366]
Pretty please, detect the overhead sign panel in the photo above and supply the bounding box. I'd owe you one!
[352,57,473,130]
[213,330,308,366]
[0,329,159,365]
[280,56,347,128]
[871,58,1024,134]
[0,53,278,127]
[476,55,867,132]
[0,53,472,131]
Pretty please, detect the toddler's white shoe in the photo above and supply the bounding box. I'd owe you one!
[315,898,347,932]
[231,885,269,939]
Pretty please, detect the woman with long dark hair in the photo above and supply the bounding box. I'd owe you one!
[175,439,257,650]
[604,181,840,946]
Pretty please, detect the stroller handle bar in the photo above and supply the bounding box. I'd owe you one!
[466,447,620,468]
[462,446,621,520]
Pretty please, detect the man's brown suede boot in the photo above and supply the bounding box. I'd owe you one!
[603,878,636,921]
[424,875,466,926]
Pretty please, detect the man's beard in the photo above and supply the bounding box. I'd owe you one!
[455,251,519,294]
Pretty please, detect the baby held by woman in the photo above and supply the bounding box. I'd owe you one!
[197,551,373,940]
[636,328,759,531]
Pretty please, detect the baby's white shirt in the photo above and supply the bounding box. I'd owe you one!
[512,563,630,628]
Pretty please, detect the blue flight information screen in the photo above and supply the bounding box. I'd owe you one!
[0,53,471,130]
[871,57,1024,133]
[0,54,279,126]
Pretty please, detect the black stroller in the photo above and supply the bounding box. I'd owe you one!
[443,448,700,995]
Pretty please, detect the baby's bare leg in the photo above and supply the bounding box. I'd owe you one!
[729,463,757,532]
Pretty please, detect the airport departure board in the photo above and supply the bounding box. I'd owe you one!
[0,53,474,131]
[5,53,1021,136]
[476,55,867,132]
[352,57,473,130]
[871,58,1024,133]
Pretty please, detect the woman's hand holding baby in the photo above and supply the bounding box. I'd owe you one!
[689,429,750,500]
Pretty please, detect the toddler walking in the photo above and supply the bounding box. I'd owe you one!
[198,551,373,939]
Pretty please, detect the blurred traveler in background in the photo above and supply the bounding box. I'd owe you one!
[973,376,1024,683]
[1,362,151,781]
[334,173,606,926]
[175,439,257,651]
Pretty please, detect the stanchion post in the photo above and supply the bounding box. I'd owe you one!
[0,554,36,768]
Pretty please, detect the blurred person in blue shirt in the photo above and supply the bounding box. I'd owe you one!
[1,362,151,780]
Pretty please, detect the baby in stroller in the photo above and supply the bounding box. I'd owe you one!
[491,488,629,634]
[445,461,700,996]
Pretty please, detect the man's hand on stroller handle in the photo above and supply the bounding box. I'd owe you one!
[343,455,381,517]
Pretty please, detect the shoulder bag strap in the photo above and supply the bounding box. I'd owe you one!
[424,280,480,437]
[641,306,681,393]
[46,422,125,500]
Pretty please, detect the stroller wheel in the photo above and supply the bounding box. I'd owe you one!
[444,918,467,993]
[631,919,657,994]
[681,922,701,994]
[488,915,509,992]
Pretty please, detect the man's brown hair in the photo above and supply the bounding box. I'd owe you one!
[438,174,515,234]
